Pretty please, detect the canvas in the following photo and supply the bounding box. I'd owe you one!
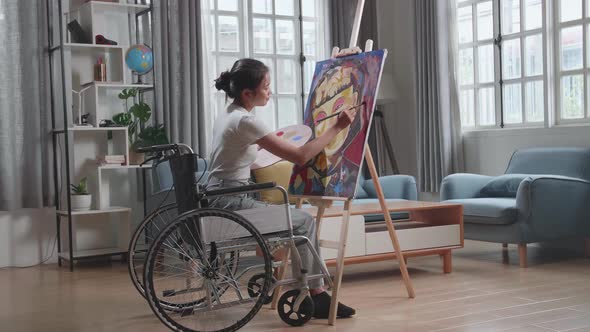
[288,49,388,198]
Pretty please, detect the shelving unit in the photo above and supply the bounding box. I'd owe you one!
[48,0,154,271]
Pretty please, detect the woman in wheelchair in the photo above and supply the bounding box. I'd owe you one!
[208,58,357,319]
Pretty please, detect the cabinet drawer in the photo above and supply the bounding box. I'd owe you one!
[366,223,460,255]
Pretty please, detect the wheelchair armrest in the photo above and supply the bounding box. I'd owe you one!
[205,181,277,196]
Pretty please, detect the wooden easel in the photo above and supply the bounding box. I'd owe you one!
[270,0,415,325]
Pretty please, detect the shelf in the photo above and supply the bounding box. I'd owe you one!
[88,82,154,91]
[54,126,128,133]
[64,43,124,50]
[59,247,127,260]
[57,206,131,216]
[98,165,152,170]
[91,1,150,14]
[67,1,150,15]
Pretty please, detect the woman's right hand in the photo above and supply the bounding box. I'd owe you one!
[335,106,358,130]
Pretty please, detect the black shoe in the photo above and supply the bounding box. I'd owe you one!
[311,292,356,319]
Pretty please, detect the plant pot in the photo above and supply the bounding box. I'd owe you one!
[71,194,92,211]
[128,149,145,165]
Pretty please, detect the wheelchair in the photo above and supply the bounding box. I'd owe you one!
[127,143,333,332]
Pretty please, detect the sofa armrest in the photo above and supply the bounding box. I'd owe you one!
[440,173,493,200]
[516,176,590,239]
[363,175,417,200]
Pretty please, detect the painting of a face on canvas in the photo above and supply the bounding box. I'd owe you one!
[289,49,388,198]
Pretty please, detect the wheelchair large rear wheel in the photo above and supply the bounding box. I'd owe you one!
[128,203,178,299]
[144,208,273,332]
[129,203,239,312]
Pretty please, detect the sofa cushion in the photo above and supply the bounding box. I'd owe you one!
[251,160,300,204]
[479,174,530,197]
[505,147,590,181]
[355,184,370,199]
[445,198,518,225]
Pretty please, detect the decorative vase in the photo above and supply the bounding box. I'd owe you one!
[71,194,92,211]
[128,149,145,165]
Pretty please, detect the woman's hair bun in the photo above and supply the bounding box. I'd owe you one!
[214,71,232,93]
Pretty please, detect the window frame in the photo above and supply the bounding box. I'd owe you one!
[553,0,590,125]
[207,0,327,132]
[457,0,549,130]
[499,0,548,128]
[458,0,502,129]
[248,0,303,130]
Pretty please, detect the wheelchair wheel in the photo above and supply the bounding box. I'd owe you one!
[128,203,178,299]
[128,203,240,309]
[144,208,273,332]
[247,273,276,305]
[277,290,314,326]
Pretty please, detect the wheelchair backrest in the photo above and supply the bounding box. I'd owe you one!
[152,157,209,195]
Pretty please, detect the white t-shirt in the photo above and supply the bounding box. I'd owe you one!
[208,103,272,182]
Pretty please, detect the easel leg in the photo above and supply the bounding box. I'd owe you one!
[315,206,326,238]
[295,197,303,209]
[328,199,352,325]
[365,145,415,298]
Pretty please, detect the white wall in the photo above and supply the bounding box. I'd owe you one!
[463,127,590,175]
[0,208,58,267]
[0,176,145,268]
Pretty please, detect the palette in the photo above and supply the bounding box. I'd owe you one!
[250,124,312,170]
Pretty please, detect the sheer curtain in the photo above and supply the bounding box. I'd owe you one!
[198,0,215,156]
[0,0,53,210]
[414,0,464,192]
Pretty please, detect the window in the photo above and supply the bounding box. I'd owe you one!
[456,0,547,129]
[554,0,590,123]
[206,0,327,131]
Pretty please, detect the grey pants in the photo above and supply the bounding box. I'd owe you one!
[208,193,326,289]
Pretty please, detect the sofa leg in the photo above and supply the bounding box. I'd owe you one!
[502,244,509,264]
[442,251,452,273]
[518,244,527,268]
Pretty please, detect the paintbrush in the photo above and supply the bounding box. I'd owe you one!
[314,102,365,124]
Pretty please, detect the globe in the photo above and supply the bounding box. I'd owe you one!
[125,44,154,75]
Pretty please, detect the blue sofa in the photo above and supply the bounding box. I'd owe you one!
[440,147,590,267]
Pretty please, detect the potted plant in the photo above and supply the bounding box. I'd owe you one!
[112,88,168,164]
[70,177,92,211]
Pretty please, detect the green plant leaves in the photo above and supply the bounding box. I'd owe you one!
[118,88,138,100]
[70,177,89,195]
[129,101,151,124]
[112,112,132,126]
[113,88,168,151]
[133,124,169,151]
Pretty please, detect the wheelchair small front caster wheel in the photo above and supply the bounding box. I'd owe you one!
[277,290,314,326]
[248,273,276,305]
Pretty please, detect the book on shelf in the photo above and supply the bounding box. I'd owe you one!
[97,154,126,165]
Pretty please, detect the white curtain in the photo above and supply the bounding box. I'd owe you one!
[198,0,215,156]
[439,0,464,179]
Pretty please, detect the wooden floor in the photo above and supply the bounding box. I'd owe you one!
[2,240,590,332]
